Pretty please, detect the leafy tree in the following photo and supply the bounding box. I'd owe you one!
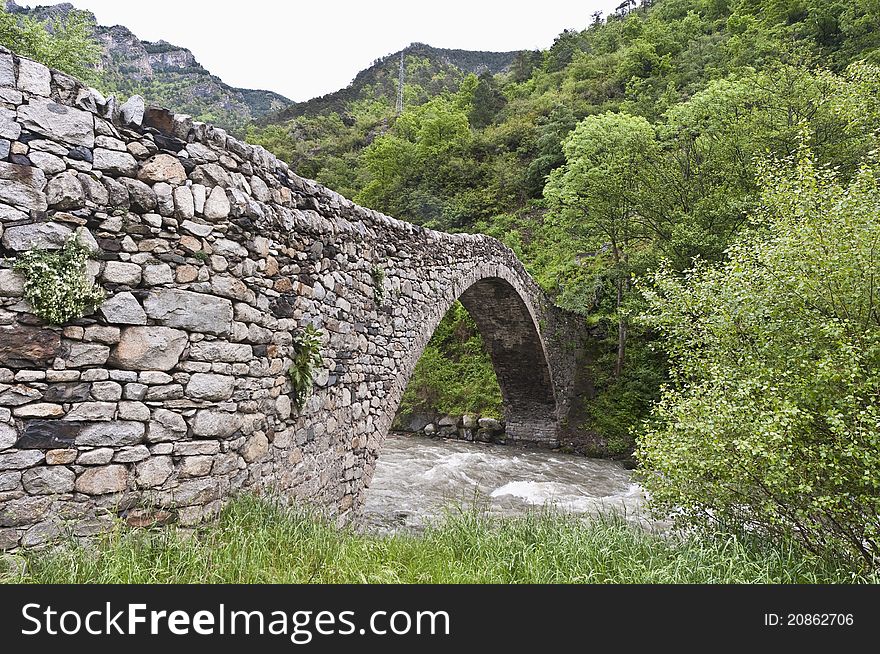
[544,29,586,72]
[468,71,507,129]
[510,50,542,83]
[638,143,880,566]
[0,6,100,80]
[357,95,474,228]
[544,111,661,377]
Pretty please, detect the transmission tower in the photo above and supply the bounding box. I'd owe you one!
[396,51,404,114]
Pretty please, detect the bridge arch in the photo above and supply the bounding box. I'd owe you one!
[362,267,562,493]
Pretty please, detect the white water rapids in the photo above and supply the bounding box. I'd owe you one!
[359,432,653,533]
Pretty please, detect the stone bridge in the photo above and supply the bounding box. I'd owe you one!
[0,49,588,548]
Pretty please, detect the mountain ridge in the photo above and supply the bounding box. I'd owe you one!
[261,42,522,124]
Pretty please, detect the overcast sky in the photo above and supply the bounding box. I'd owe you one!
[57,0,621,101]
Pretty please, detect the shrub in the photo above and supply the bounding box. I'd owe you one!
[0,6,100,80]
[288,325,323,412]
[637,142,880,568]
[370,265,385,304]
[12,233,105,325]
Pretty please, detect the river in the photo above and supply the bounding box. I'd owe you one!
[359,432,651,533]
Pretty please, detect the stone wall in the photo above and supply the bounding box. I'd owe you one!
[0,49,589,549]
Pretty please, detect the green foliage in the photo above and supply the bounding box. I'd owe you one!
[357,95,476,229]
[0,6,100,80]
[468,71,507,128]
[370,265,385,304]
[545,111,661,385]
[11,234,105,326]
[638,143,880,567]
[5,495,870,584]
[244,124,299,165]
[398,303,502,419]
[287,325,323,412]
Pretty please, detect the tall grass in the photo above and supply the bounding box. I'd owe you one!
[1,495,873,584]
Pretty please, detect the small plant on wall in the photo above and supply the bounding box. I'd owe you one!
[12,232,105,325]
[371,265,385,304]
[288,324,324,412]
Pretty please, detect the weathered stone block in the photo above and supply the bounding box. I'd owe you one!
[146,408,187,443]
[119,177,156,212]
[0,423,17,450]
[83,326,121,345]
[28,150,66,174]
[173,185,194,220]
[178,455,213,478]
[75,465,128,495]
[1,220,70,251]
[21,519,64,547]
[241,433,269,463]
[76,448,113,465]
[109,326,187,371]
[185,373,234,401]
[143,263,173,286]
[15,420,81,449]
[0,53,14,87]
[0,449,45,470]
[173,477,220,506]
[22,466,75,495]
[63,342,110,368]
[47,170,89,211]
[99,292,147,325]
[76,421,145,447]
[0,496,50,527]
[120,95,145,126]
[13,403,64,418]
[0,385,42,406]
[154,182,174,216]
[113,445,150,463]
[0,106,21,140]
[16,58,51,95]
[90,381,122,401]
[210,275,254,303]
[189,341,251,363]
[135,455,173,488]
[93,148,138,176]
[138,154,186,184]
[143,289,232,336]
[173,441,220,456]
[17,97,94,147]
[203,185,230,220]
[64,401,116,421]
[45,448,77,465]
[192,409,240,438]
[78,173,110,205]
[103,261,142,286]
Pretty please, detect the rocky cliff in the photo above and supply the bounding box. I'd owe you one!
[4,1,293,133]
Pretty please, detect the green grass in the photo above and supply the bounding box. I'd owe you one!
[1,496,873,584]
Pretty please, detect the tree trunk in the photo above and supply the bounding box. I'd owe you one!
[615,276,626,378]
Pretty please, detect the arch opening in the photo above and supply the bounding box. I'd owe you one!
[390,275,559,448]
[457,277,558,446]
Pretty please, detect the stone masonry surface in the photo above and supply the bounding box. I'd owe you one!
[0,48,588,548]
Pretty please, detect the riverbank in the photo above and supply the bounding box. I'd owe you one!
[1,495,870,584]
